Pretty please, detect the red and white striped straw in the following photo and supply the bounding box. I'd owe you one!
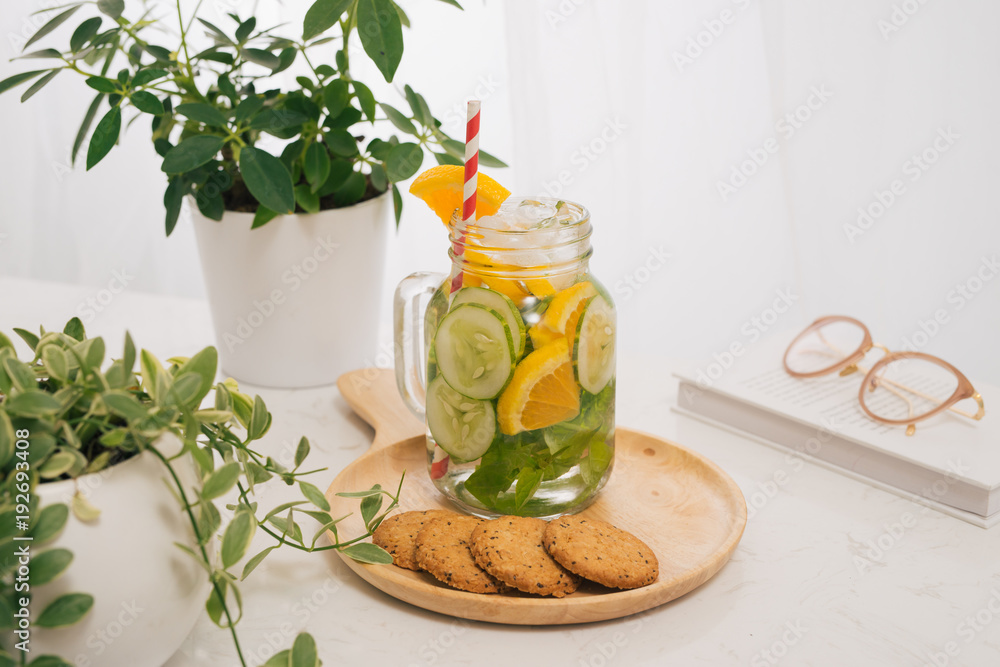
[462,100,481,223]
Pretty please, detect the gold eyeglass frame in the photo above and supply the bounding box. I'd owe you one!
[782,315,985,436]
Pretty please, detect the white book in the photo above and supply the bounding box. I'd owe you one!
[673,332,1000,528]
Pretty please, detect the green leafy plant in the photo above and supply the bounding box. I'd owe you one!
[0,319,401,667]
[0,0,505,233]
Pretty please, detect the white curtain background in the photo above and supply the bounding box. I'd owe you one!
[1,1,998,383]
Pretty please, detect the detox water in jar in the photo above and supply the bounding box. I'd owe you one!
[417,197,616,518]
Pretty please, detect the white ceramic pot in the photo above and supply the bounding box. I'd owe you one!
[21,435,209,666]
[190,194,391,388]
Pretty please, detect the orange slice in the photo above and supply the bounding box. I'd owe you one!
[497,338,580,435]
[408,165,511,226]
[529,281,597,345]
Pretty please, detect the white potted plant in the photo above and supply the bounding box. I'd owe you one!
[0,0,504,387]
[0,319,402,666]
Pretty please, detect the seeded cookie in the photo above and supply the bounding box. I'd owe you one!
[372,510,459,571]
[543,516,658,589]
[415,516,505,594]
[470,516,580,597]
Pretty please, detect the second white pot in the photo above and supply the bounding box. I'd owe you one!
[191,193,391,388]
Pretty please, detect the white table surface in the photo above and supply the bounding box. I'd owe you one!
[3,276,1000,667]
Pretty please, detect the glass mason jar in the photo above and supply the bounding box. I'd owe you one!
[394,197,616,518]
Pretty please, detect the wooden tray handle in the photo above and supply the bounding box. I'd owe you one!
[338,368,425,451]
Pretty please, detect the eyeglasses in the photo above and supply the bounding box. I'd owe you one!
[782,315,985,436]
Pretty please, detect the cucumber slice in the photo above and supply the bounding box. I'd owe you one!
[573,295,616,393]
[426,376,497,461]
[451,286,527,358]
[434,303,515,399]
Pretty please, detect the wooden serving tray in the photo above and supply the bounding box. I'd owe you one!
[324,369,746,625]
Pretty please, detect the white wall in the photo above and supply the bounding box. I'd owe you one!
[1,0,998,385]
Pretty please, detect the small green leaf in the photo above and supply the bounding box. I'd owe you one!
[27,655,74,667]
[251,205,279,229]
[86,105,120,171]
[164,178,186,236]
[478,149,508,169]
[242,48,280,69]
[71,493,100,522]
[324,129,358,157]
[304,143,331,192]
[299,481,330,511]
[221,509,256,568]
[85,76,117,93]
[379,103,416,135]
[240,545,276,580]
[132,68,168,86]
[332,171,365,207]
[130,90,164,115]
[385,142,422,182]
[294,184,320,214]
[340,542,393,565]
[235,17,257,42]
[335,485,383,498]
[360,492,383,527]
[161,135,224,174]
[4,391,61,417]
[263,651,291,667]
[41,345,69,381]
[63,317,85,341]
[31,504,69,544]
[352,81,376,122]
[13,327,39,350]
[234,94,263,123]
[290,633,319,667]
[357,0,404,82]
[294,436,311,467]
[250,109,309,133]
[392,183,402,227]
[323,79,349,118]
[36,593,94,628]
[302,0,354,40]
[97,0,125,19]
[404,85,434,128]
[514,466,543,510]
[0,70,48,96]
[176,103,228,127]
[0,411,14,468]
[202,462,240,500]
[30,549,73,586]
[369,163,387,192]
[240,147,295,215]
[25,5,83,51]
[21,70,59,103]
[70,17,102,52]
[15,49,63,60]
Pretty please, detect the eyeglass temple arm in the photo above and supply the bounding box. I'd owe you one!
[872,375,985,421]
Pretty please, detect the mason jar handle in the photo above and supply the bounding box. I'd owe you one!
[393,271,444,418]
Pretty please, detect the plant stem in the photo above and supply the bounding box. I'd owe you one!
[150,446,248,667]
[175,0,195,80]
